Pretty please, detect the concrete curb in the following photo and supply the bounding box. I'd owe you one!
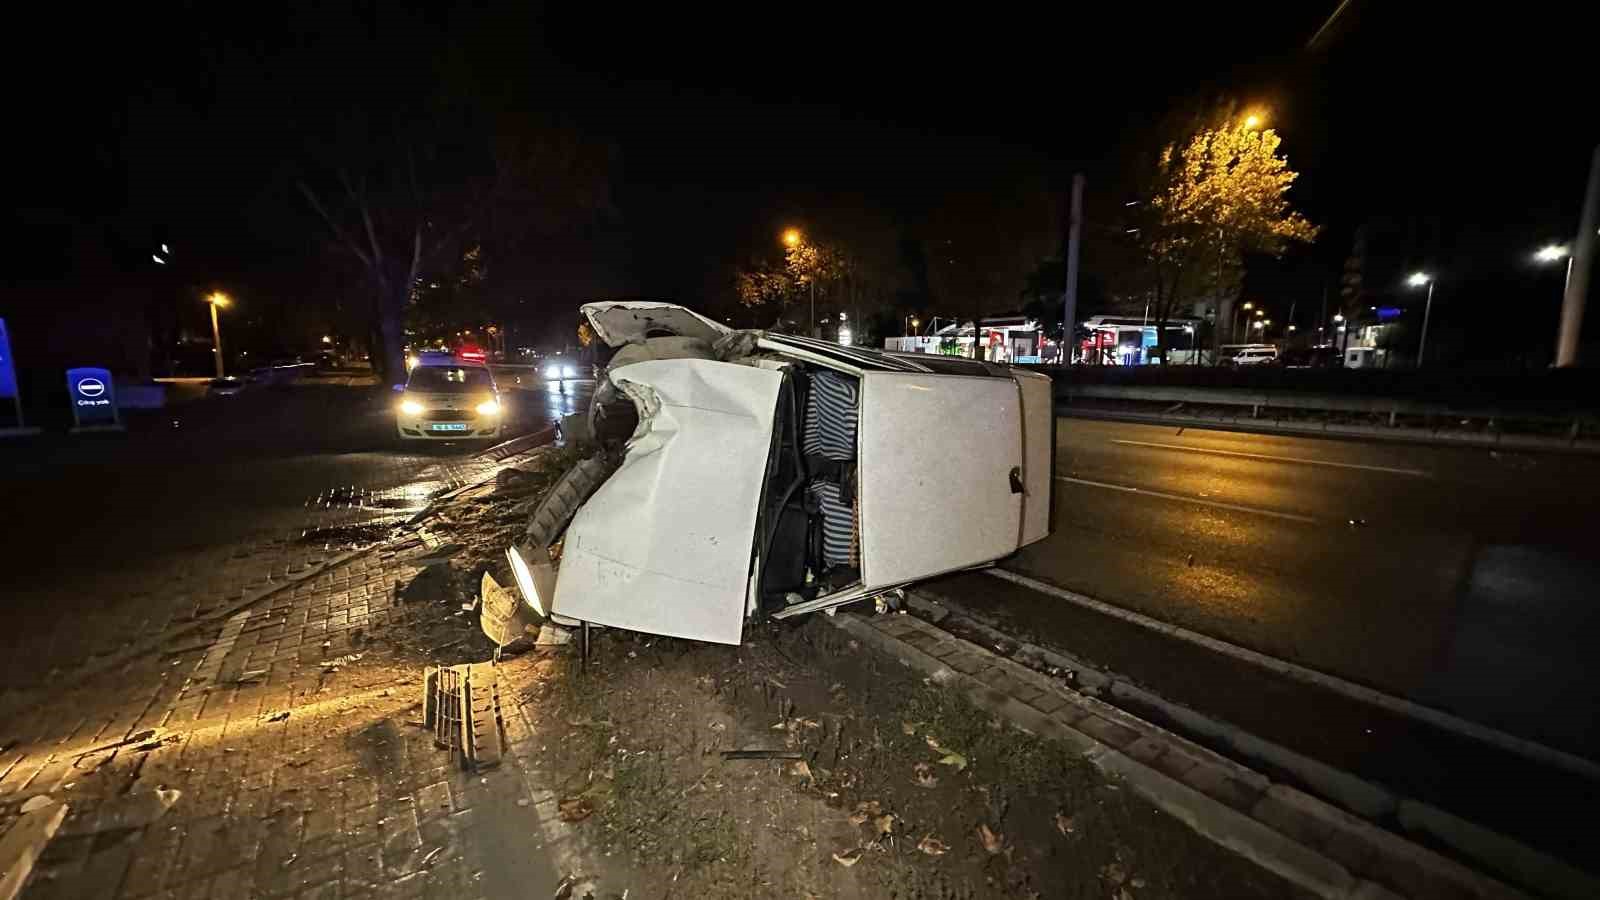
[825,610,1533,900]
[911,588,1600,899]
[1055,407,1600,456]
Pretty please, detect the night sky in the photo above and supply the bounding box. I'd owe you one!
[9,2,1597,359]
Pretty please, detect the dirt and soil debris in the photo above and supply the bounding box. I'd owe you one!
[514,618,1308,899]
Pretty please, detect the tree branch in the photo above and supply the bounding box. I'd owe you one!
[298,181,373,269]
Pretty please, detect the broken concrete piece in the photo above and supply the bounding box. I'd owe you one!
[416,543,465,566]
[0,797,68,900]
[61,789,180,836]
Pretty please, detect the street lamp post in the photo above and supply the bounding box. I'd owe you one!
[782,228,818,338]
[1408,272,1435,366]
[206,292,231,378]
[1536,244,1574,292]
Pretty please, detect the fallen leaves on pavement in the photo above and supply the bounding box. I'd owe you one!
[917,835,949,856]
[848,800,881,826]
[557,797,594,822]
[912,762,938,788]
[831,848,863,867]
[977,823,1004,854]
[1054,810,1076,835]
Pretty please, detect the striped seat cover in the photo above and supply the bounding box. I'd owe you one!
[803,371,859,567]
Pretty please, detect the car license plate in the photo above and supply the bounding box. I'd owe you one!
[430,423,469,432]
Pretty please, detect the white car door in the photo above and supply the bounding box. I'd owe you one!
[550,358,782,645]
[855,371,1024,589]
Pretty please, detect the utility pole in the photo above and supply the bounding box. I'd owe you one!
[1555,145,1600,367]
[1211,228,1227,365]
[1062,174,1085,364]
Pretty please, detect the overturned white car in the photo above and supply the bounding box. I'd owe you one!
[505,301,1053,647]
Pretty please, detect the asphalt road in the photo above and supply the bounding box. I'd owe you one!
[0,371,589,685]
[1006,418,1600,760]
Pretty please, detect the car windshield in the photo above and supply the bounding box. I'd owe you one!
[407,366,492,393]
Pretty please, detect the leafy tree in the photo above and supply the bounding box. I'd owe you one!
[1131,116,1319,361]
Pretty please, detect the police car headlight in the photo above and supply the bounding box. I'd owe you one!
[475,399,500,416]
[400,399,424,415]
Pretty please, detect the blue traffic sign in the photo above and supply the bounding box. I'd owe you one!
[67,366,121,431]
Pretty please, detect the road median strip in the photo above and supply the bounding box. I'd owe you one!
[826,608,1553,899]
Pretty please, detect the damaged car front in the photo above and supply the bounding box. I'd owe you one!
[505,301,1054,647]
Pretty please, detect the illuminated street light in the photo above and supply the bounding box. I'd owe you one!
[1409,273,1437,366]
[1243,114,1262,129]
[1535,244,1575,297]
[1255,308,1265,317]
[782,228,816,336]
[205,292,231,378]
[1242,302,1254,311]
[1333,313,1345,322]
[321,335,333,345]
[152,254,166,265]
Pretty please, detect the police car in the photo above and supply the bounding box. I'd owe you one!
[395,351,504,440]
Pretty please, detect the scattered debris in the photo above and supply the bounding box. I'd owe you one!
[19,797,54,814]
[479,571,540,647]
[1054,810,1075,835]
[873,814,896,837]
[516,798,531,808]
[0,796,68,900]
[61,789,180,836]
[916,835,949,856]
[1102,861,1129,885]
[419,846,444,869]
[848,801,881,826]
[264,711,291,723]
[417,543,466,566]
[912,762,938,788]
[721,749,803,761]
[230,669,268,685]
[319,653,364,673]
[977,823,1004,854]
[557,798,594,822]
[831,848,863,867]
[937,751,968,771]
[423,663,504,770]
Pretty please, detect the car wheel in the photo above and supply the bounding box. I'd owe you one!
[523,452,619,548]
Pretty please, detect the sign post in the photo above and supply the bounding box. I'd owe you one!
[0,318,40,437]
[66,367,123,433]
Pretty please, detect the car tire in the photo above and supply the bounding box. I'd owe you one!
[523,452,618,548]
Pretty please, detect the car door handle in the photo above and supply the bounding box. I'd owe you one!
[1009,466,1024,494]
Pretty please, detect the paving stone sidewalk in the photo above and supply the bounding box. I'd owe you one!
[1,484,590,899]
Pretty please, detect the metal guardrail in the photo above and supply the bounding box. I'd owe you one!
[1051,381,1599,451]
[1058,383,1587,428]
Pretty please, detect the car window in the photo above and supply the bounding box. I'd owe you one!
[407,366,493,393]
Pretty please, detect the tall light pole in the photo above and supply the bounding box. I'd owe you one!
[206,292,230,378]
[1408,272,1435,366]
[781,228,818,338]
[1536,244,1574,291]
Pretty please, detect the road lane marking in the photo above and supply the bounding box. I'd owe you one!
[984,567,1600,783]
[1108,438,1430,477]
[1055,474,1320,524]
